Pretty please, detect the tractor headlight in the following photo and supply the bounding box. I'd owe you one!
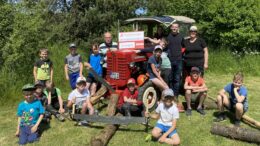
[129,62,135,68]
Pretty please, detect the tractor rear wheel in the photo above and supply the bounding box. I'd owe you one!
[138,80,160,112]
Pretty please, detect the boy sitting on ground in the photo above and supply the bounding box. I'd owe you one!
[67,77,94,124]
[44,81,65,122]
[184,67,208,116]
[214,72,248,126]
[117,78,143,117]
[15,84,45,145]
[146,89,180,145]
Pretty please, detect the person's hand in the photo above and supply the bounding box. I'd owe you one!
[234,86,240,91]
[158,135,167,143]
[204,64,208,70]
[65,75,69,80]
[84,62,92,69]
[144,36,150,40]
[134,50,141,53]
[31,125,38,133]
[15,129,19,137]
[59,108,65,114]
[144,111,150,118]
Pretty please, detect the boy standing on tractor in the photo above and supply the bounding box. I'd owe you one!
[67,77,94,115]
[33,48,53,86]
[84,43,102,96]
[64,43,83,89]
[146,89,180,146]
[184,67,208,116]
[15,84,45,145]
[117,78,143,117]
[44,81,65,122]
[214,72,248,126]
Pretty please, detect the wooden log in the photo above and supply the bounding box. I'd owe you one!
[90,85,107,105]
[208,96,260,129]
[90,94,119,146]
[211,123,260,144]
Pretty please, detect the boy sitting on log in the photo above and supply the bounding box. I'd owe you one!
[184,67,208,116]
[145,89,180,145]
[214,72,248,126]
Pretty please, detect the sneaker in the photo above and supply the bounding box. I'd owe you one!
[56,114,65,122]
[145,134,152,142]
[78,120,89,126]
[234,119,241,126]
[213,113,226,122]
[197,108,206,115]
[186,109,192,116]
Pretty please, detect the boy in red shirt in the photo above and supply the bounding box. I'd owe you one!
[184,67,208,116]
[117,78,143,117]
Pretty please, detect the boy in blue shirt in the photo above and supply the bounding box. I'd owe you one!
[214,72,248,126]
[16,84,45,145]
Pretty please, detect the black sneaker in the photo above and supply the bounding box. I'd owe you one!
[234,119,241,126]
[56,114,65,122]
[186,109,192,116]
[78,120,89,126]
[197,108,206,115]
[213,113,226,122]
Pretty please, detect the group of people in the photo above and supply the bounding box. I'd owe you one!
[15,23,249,146]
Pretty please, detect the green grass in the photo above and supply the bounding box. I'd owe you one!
[0,73,259,146]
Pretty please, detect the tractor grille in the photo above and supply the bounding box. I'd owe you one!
[107,52,128,80]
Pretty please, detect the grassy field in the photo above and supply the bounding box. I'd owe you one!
[0,73,259,146]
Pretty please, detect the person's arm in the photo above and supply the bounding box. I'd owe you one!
[47,92,51,105]
[234,87,246,103]
[192,83,208,92]
[184,81,197,90]
[123,96,133,103]
[50,66,53,83]
[33,66,38,82]
[31,114,43,133]
[159,119,177,143]
[204,47,208,69]
[15,117,21,136]
[79,56,83,77]
[56,89,64,113]
[145,37,160,44]
[151,64,163,81]
[146,112,160,119]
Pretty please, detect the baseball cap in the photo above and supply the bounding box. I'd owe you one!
[190,26,198,31]
[76,77,86,84]
[162,89,174,98]
[127,78,136,85]
[69,43,76,48]
[154,45,163,51]
[22,84,36,91]
[191,67,200,73]
[34,81,44,87]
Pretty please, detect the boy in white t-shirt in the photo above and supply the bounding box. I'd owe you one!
[67,77,94,115]
[146,89,180,145]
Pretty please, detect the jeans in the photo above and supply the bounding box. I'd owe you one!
[19,126,38,145]
[170,60,182,97]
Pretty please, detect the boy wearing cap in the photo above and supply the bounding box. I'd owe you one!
[214,72,248,126]
[64,43,83,89]
[184,67,208,116]
[15,84,45,145]
[67,77,94,116]
[147,45,169,90]
[146,89,180,145]
[117,78,143,117]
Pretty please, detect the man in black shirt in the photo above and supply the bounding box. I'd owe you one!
[166,23,185,99]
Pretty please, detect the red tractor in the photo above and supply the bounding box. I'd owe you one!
[105,16,195,111]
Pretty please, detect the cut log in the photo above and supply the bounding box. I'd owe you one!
[208,96,260,129]
[90,85,107,105]
[211,123,260,144]
[90,93,119,146]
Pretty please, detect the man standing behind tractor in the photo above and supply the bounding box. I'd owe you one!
[166,23,185,100]
[99,32,118,77]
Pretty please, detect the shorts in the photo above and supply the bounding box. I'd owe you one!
[69,72,80,89]
[227,100,248,113]
[190,92,207,102]
[155,123,177,138]
[87,76,98,84]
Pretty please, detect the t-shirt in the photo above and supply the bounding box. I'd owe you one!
[224,83,248,104]
[88,53,102,77]
[155,102,179,126]
[34,93,47,106]
[64,54,82,74]
[34,59,53,80]
[68,88,90,105]
[17,100,45,126]
[147,55,162,79]
[183,37,207,67]
[185,76,204,87]
[166,33,185,62]
[161,52,171,69]
[99,42,118,68]
[117,88,142,108]
[44,88,61,104]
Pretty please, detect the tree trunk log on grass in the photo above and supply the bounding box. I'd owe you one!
[90,93,120,146]
[211,123,260,144]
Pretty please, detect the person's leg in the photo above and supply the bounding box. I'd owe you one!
[122,103,131,116]
[151,126,162,139]
[46,104,59,116]
[151,78,168,91]
[81,102,88,114]
[197,92,207,109]
[185,90,192,109]
[171,60,182,98]
[235,103,244,120]
[69,72,80,89]
[19,126,28,145]
[165,132,180,146]
[90,83,97,96]
[27,127,38,143]
[217,94,230,112]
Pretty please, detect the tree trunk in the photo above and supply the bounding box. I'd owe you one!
[90,94,120,146]
[211,123,260,144]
